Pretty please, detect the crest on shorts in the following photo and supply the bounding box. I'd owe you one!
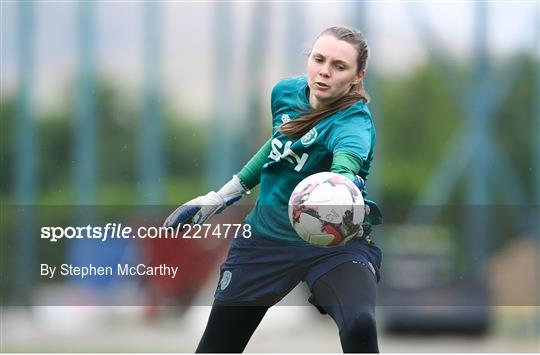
[220,270,232,290]
[301,128,318,146]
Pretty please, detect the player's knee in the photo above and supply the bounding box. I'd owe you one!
[342,310,377,338]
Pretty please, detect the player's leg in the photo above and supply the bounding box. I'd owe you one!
[310,261,379,353]
[196,299,269,353]
[196,232,307,352]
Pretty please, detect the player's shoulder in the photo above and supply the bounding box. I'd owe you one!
[271,76,307,99]
[337,100,373,124]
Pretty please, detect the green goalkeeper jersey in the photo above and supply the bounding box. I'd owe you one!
[245,76,377,244]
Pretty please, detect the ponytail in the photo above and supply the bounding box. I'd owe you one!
[278,83,368,139]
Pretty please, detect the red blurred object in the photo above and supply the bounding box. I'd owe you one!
[140,224,229,315]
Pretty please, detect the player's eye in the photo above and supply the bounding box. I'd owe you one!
[335,64,346,71]
[313,56,324,63]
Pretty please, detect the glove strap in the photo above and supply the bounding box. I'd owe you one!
[217,175,248,206]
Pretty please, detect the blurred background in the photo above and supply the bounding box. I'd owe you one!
[1,1,539,352]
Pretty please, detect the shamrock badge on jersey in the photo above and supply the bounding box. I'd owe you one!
[301,128,318,146]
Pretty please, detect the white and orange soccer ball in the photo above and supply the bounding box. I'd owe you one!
[288,172,365,247]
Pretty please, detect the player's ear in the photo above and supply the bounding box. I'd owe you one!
[352,70,365,86]
[356,69,365,81]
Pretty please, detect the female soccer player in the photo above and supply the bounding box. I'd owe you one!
[165,26,383,353]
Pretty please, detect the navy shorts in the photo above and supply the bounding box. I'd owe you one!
[214,231,382,304]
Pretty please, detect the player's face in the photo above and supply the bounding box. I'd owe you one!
[307,35,364,108]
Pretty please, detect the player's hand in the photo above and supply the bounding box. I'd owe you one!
[352,175,366,193]
[163,175,248,228]
[163,191,225,228]
[356,200,383,238]
[351,175,383,238]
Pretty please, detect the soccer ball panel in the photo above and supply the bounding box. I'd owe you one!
[288,172,364,248]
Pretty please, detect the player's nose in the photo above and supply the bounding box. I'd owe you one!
[319,64,330,78]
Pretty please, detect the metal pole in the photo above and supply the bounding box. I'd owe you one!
[349,2,382,197]
[208,2,234,188]
[466,1,489,281]
[75,1,97,205]
[242,1,272,159]
[13,0,36,302]
[284,2,305,76]
[70,1,98,273]
[140,1,163,204]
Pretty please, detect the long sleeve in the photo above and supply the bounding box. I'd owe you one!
[236,139,272,190]
[331,151,362,181]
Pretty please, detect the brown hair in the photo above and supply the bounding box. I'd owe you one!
[279,26,369,139]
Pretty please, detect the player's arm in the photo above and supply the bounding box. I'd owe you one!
[236,138,272,191]
[163,139,271,228]
[331,151,383,235]
[331,151,362,182]
[331,151,369,197]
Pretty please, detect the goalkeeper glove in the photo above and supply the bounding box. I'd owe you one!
[352,175,366,193]
[351,175,383,238]
[163,175,248,228]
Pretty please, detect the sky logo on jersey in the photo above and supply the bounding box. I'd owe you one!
[220,270,232,290]
[301,128,318,146]
[281,114,291,123]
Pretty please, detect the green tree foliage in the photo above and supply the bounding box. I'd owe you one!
[375,64,462,204]
[493,55,539,198]
[374,55,537,206]
[1,79,206,203]
[0,97,15,197]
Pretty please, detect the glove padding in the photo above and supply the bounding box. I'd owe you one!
[352,175,366,192]
[163,175,246,228]
[163,191,226,228]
